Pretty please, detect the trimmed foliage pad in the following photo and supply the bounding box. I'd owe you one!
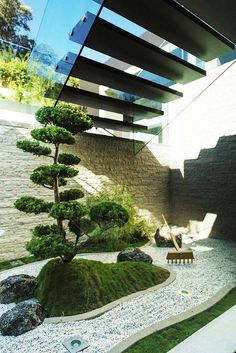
[36,259,169,317]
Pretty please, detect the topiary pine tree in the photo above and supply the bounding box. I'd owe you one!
[15,104,93,263]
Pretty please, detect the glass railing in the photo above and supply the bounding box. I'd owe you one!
[25,0,226,141]
[30,0,206,103]
[29,0,104,105]
[1,0,234,141]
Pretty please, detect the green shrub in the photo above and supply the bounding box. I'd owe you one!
[35,105,93,134]
[0,50,57,106]
[17,140,51,156]
[50,201,88,220]
[86,185,151,244]
[26,235,74,260]
[31,126,75,145]
[14,196,52,214]
[59,189,84,201]
[58,153,81,165]
[32,224,59,237]
[30,165,78,188]
[32,164,78,179]
[78,232,146,252]
[90,201,129,230]
[0,53,29,89]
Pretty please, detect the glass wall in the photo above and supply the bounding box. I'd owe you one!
[29,0,104,105]
[1,0,234,140]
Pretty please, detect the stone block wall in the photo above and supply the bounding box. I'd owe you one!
[0,123,170,260]
[171,135,236,240]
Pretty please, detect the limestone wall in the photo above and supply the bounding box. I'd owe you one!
[0,122,170,260]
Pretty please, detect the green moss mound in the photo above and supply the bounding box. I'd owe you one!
[36,259,169,317]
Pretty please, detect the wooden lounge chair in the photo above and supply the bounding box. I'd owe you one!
[162,214,194,264]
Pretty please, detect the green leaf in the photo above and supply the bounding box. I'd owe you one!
[32,224,59,237]
[58,153,81,165]
[50,201,87,220]
[90,202,129,229]
[35,106,64,125]
[14,196,53,214]
[30,174,67,188]
[33,164,78,178]
[26,234,74,259]
[60,188,84,201]
[30,165,77,188]
[35,105,93,134]
[31,126,75,145]
[17,140,51,156]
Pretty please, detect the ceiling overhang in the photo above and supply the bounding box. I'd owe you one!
[176,0,236,45]
[102,0,234,61]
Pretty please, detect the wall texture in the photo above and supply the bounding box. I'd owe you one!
[171,135,236,240]
[0,122,170,260]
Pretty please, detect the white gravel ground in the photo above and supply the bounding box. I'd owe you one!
[0,238,235,353]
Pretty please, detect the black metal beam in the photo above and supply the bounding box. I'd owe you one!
[90,115,160,135]
[177,0,236,45]
[60,86,163,120]
[102,0,234,61]
[70,14,206,84]
[89,115,150,132]
[56,55,182,103]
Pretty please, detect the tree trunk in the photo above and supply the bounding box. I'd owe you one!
[53,143,65,238]
[62,253,76,263]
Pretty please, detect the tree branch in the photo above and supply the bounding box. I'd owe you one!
[42,184,53,190]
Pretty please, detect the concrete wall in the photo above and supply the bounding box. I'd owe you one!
[0,121,170,260]
[171,135,236,240]
[168,60,236,172]
[168,60,236,240]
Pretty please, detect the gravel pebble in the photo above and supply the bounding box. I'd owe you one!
[0,238,235,353]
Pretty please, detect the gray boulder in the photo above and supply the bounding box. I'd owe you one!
[0,301,48,336]
[0,274,37,304]
[117,248,153,264]
[154,229,182,248]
